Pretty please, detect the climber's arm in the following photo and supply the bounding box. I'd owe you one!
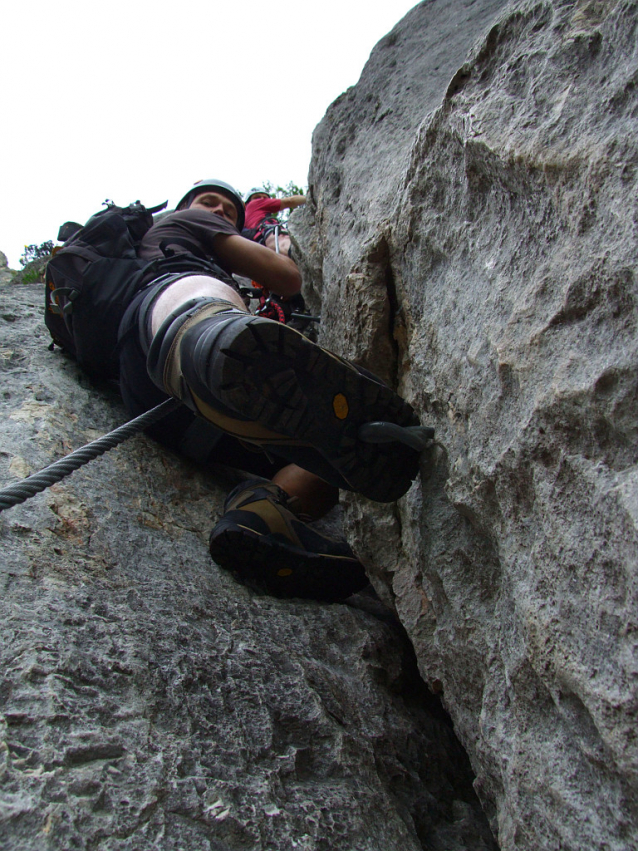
[279,195,306,211]
[212,233,301,296]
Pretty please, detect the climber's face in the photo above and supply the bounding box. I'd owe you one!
[189,191,239,226]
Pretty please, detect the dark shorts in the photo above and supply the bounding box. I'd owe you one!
[117,272,282,479]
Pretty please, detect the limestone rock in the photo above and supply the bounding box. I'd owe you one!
[0,251,16,286]
[292,0,638,848]
[0,283,495,848]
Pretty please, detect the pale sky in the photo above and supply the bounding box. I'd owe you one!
[0,0,419,268]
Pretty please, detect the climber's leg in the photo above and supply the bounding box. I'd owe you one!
[271,465,338,520]
[149,275,247,335]
[141,282,423,502]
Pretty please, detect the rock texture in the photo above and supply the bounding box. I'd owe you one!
[0,282,495,848]
[0,251,16,285]
[292,0,638,848]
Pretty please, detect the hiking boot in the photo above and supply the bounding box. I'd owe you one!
[148,301,422,502]
[209,479,368,602]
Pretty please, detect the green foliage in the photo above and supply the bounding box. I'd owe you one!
[273,180,306,199]
[20,267,46,284]
[256,180,306,198]
[12,240,54,284]
[20,240,54,267]
[12,257,49,285]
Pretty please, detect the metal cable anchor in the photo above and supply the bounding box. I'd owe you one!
[358,421,435,452]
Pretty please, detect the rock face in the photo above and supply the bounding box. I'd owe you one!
[0,251,16,285]
[292,0,638,848]
[0,283,496,848]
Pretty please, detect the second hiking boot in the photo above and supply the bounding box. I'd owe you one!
[209,479,368,602]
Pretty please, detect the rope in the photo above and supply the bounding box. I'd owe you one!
[0,398,181,513]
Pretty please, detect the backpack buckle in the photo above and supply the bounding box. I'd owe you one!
[49,287,78,315]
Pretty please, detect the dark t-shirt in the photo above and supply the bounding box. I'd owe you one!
[138,209,239,272]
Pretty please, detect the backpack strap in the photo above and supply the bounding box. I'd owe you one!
[147,201,169,215]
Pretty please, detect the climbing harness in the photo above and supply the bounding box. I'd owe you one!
[256,289,287,323]
[254,217,285,251]
[0,398,180,513]
[239,282,320,328]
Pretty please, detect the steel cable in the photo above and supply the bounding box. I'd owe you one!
[0,398,180,512]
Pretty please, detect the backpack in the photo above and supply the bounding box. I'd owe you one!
[45,200,168,381]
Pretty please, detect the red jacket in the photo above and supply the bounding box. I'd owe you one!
[244,197,283,229]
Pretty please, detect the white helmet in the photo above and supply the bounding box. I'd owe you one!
[244,187,271,204]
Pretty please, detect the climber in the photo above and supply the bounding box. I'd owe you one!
[243,188,306,256]
[116,178,425,602]
[241,188,312,329]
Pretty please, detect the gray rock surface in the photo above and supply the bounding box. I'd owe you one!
[0,251,16,285]
[0,283,495,849]
[292,0,638,848]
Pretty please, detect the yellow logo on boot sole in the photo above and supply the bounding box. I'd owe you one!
[333,393,349,419]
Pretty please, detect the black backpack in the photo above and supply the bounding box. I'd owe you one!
[45,200,168,381]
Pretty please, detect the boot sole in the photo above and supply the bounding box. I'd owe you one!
[200,317,421,501]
